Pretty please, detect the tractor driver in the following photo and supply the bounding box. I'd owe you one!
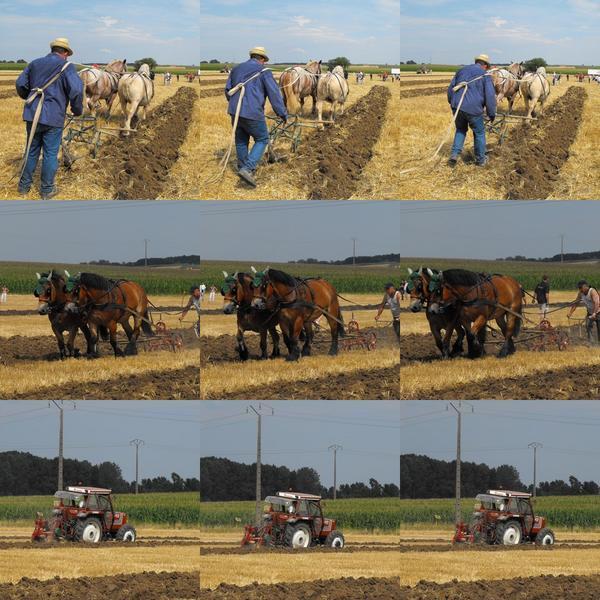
[376,283,401,343]
[568,280,600,342]
[180,285,202,336]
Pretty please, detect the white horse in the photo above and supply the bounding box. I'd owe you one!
[117,64,155,136]
[316,65,349,125]
[520,67,550,118]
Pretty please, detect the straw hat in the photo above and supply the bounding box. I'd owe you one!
[50,38,73,56]
[474,54,491,65]
[249,47,269,61]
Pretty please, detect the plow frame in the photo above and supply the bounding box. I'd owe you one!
[339,318,377,352]
[62,115,102,167]
[486,112,537,145]
[266,114,334,162]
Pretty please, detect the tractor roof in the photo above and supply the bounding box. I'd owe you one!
[276,491,321,501]
[486,489,531,498]
[66,486,112,495]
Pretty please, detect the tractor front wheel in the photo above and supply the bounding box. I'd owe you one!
[284,524,311,549]
[74,518,102,543]
[496,520,522,545]
[115,524,137,542]
[535,528,555,546]
[325,531,345,548]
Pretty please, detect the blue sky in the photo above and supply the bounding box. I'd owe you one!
[400,201,600,260]
[0,201,399,264]
[401,0,600,65]
[402,401,600,484]
[0,401,201,481]
[200,0,400,65]
[200,401,400,487]
[0,0,199,64]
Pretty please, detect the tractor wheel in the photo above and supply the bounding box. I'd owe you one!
[324,531,345,549]
[74,518,102,543]
[115,524,137,542]
[284,524,311,549]
[496,520,522,545]
[535,528,555,546]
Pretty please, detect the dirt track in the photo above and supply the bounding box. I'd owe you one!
[0,89,14,100]
[401,78,451,87]
[0,571,200,600]
[98,86,198,199]
[401,86,446,98]
[295,85,392,199]
[499,86,587,199]
[0,539,200,550]
[401,332,600,399]
[199,88,224,99]
[201,544,403,555]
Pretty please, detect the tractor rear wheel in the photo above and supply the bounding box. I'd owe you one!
[535,528,555,546]
[74,518,102,543]
[496,520,522,545]
[284,524,311,549]
[115,524,137,542]
[325,531,345,548]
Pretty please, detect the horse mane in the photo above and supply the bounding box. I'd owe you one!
[441,269,483,286]
[79,272,115,290]
[40,270,65,284]
[266,268,298,287]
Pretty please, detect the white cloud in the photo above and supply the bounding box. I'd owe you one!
[490,17,507,28]
[292,15,311,27]
[180,0,200,13]
[100,48,112,54]
[484,21,570,46]
[569,0,600,14]
[99,16,118,28]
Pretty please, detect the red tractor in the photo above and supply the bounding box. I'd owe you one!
[453,489,555,546]
[241,491,345,549]
[32,486,137,543]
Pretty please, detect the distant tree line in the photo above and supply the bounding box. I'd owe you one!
[86,255,201,267]
[201,457,399,501]
[499,250,600,263]
[0,452,198,495]
[401,454,599,498]
[290,253,399,266]
[0,59,26,63]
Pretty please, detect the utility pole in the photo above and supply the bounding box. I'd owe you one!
[130,439,145,494]
[328,444,343,500]
[144,239,149,267]
[560,234,564,263]
[528,442,543,498]
[448,402,474,526]
[247,404,273,526]
[50,401,74,491]
[351,238,357,269]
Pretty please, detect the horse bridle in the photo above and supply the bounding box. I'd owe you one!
[255,274,315,310]
[35,277,66,314]
[437,275,498,311]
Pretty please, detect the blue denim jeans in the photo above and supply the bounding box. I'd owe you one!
[19,122,63,194]
[450,111,486,164]
[234,116,269,172]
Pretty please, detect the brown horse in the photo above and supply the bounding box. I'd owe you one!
[80,59,127,117]
[490,62,524,114]
[432,269,523,358]
[221,271,283,360]
[279,60,322,116]
[406,267,465,358]
[65,273,153,357]
[251,268,344,361]
[34,270,94,359]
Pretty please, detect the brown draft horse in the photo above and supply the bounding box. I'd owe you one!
[406,267,465,358]
[65,273,153,357]
[80,59,128,117]
[251,268,344,361]
[279,60,322,116]
[34,270,94,358]
[433,269,523,358]
[221,271,283,360]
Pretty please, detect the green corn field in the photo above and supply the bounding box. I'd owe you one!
[0,261,201,296]
[401,257,600,292]
[399,496,600,529]
[200,497,402,531]
[202,260,400,295]
[0,492,200,526]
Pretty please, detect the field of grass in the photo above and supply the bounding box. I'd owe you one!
[398,80,600,200]
[201,260,399,295]
[400,257,600,291]
[199,497,401,531]
[0,63,199,73]
[0,261,201,295]
[398,496,600,529]
[399,63,600,74]
[0,492,200,525]
[200,62,398,74]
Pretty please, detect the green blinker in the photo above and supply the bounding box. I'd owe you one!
[252,271,265,288]
[64,275,79,293]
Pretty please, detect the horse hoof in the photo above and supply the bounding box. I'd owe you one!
[285,354,299,362]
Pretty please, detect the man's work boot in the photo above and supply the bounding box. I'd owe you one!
[448,156,458,168]
[238,168,257,188]
[41,185,59,200]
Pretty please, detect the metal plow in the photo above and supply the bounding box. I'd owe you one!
[141,320,185,353]
[486,112,537,145]
[339,319,377,352]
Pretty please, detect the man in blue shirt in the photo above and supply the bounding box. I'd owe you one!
[225,47,288,187]
[15,38,83,199]
[447,54,496,167]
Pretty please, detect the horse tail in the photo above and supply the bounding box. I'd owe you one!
[514,314,522,338]
[280,71,300,115]
[141,309,155,336]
